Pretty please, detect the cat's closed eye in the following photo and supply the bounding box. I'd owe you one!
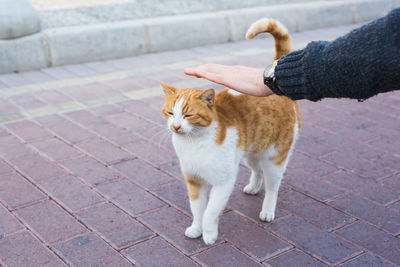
[167,111,173,116]
[184,114,193,118]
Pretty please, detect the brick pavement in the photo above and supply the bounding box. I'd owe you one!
[0,24,399,266]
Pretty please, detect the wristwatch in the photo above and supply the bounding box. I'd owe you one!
[263,64,286,96]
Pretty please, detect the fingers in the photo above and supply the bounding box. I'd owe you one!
[184,64,229,85]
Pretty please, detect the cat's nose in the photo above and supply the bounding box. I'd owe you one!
[173,124,181,131]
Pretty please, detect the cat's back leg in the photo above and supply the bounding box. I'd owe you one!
[242,153,263,195]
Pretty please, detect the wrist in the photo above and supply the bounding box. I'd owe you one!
[263,64,285,96]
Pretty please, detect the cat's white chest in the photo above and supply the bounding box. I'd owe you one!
[172,124,242,185]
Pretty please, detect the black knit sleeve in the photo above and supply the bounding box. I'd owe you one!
[274,8,400,101]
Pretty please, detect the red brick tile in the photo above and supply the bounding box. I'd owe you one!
[96,179,165,216]
[228,187,287,222]
[62,84,118,103]
[219,211,291,260]
[366,124,399,141]
[0,73,32,86]
[112,159,176,189]
[235,164,252,188]
[14,200,86,244]
[54,233,132,266]
[0,231,65,267]
[196,243,262,267]
[138,207,209,254]
[64,110,101,126]
[145,95,165,110]
[41,66,77,79]
[30,138,83,161]
[278,188,353,230]
[124,139,177,167]
[36,90,72,104]
[122,236,197,266]
[0,159,14,174]
[35,114,65,127]
[339,253,393,267]
[40,175,104,212]
[289,152,338,177]
[373,153,400,172]
[119,99,165,124]
[335,222,400,265]
[6,120,52,142]
[10,153,68,182]
[44,118,96,144]
[103,78,145,92]
[264,249,327,267]
[299,123,332,139]
[326,171,399,204]
[270,216,360,265]
[0,134,34,160]
[284,168,345,201]
[89,104,123,116]
[152,181,190,214]
[0,172,46,210]
[368,137,400,156]
[382,173,400,190]
[77,138,134,165]
[0,204,23,235]
[63,64,97,77]
[295,136,336,157]
[84,60,119,73]
[329,194,400,234]
[0,98,20,113]
[20,70,55,83]
[9,93,47,110]
[60,156,122,186]
[76,203,153,249]
[389,200,400,211]
[321,151,395,180]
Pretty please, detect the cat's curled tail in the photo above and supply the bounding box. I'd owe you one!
[246,18,291,61]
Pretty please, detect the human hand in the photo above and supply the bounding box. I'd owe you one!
[184,64,273,97]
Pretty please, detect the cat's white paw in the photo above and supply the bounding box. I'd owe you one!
[243,184,260,195]
[202,230,218,245]
[259,210,275,222]
[185,226,202,239]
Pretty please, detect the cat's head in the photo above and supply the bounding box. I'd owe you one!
[161,82,215,135]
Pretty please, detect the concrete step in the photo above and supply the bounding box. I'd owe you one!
[1,0,398,74]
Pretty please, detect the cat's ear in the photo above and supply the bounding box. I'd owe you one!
[200,89,215,106]
[161,82,176,96]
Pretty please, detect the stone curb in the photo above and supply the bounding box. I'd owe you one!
[0,0,398,73]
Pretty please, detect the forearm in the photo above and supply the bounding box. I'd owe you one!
[274,8,400,101]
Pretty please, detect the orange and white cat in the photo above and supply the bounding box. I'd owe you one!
[161,18,301,245]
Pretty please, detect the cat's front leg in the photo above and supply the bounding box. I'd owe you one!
[202,181,235,245]
[184,175,207,239]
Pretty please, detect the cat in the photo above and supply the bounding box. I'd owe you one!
[161,18,301,245]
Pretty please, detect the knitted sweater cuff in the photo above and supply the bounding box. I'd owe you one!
[274,42,328,101]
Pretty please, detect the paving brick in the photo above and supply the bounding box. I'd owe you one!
[220,211,291,261]
[195,243,262,267]
[41,66,77,79]
[119,99,165,124]
[62,84,118,103]
[0,231,65,267]
[321,151,395,180]
[14,200,86,244]
[159,160,182,179]
[35,90,73,104]
[122,236,198,266]
[269,216,360,265]
[382,173,400,190]
[330,194,400,234]
[10,153,68,182]
[124,139,177,167]
[278,188,353,231]
[0,159,14,174]
[89,103,124,116]
[63,64,97,77]
[0,73,32,87]
[20,70,55,83]
[295,136,336,157]
[228,187,287,222]
[0,204,23,236]
[77,138,134,165]
[112,159,176,189]
[335,221,400,265]
[138,207,209,254]
[289,152,338,177]
[264,249,327,267]
[6,120,52,142]
[339,253,393,267]
[40,175,104,212]
[0,172,46,210]
[0,98,20,113]
[326,171,400,204]
[30,137,83,161]
[284,168,345,201]
[10,93,47,110]
[54,233,132,266]
[0,134,34,161]
[373,153,400,172]
[96,179,166,216]
[60,156,122,186]
[42,117,96,144]
[104,78,145,92]
[152,181,191,214]
[76,203,153,249]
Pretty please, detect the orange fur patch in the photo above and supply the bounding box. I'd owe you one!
[184,174,203,201]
